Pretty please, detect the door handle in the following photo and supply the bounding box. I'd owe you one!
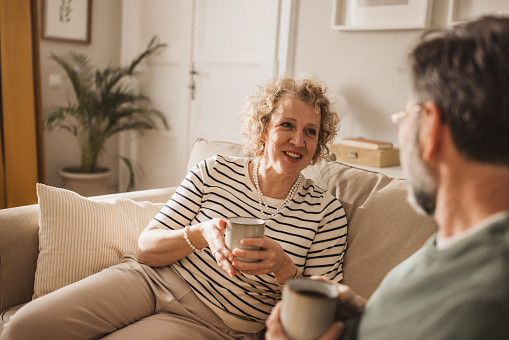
[189,62,198,100]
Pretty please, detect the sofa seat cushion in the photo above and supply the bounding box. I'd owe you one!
[303,160,438,298]
[33,184,165,299]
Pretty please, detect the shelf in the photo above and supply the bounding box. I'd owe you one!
[341,162,405,179]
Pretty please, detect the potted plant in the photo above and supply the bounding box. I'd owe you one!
[45,36,169,196]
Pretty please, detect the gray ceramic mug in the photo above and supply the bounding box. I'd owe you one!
[225,217,265,262]
[281,278,339,340]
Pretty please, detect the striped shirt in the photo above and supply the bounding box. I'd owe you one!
[149,155,348,333]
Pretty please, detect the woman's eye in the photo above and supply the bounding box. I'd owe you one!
[306,129,317,136]
[281,122,293,128]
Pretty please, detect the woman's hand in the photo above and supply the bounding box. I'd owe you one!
[199,218,240,277]
[231,237,296,283]
[265,302,345,340]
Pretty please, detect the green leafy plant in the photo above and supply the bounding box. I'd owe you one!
[45,36,169,191]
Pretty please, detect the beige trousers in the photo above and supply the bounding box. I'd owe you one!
[1,251,259,340]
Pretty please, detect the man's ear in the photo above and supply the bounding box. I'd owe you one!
[419,101,444,161]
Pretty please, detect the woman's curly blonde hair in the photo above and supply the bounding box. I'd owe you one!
[240,75,340,165]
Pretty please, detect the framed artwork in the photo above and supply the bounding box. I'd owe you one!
[42,0,92,44]
[331,0,433,31]
[447,0,509,26]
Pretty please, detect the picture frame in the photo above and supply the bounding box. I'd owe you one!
[331,0,433,31]
[42,0,92,44]
[447,0,509,26]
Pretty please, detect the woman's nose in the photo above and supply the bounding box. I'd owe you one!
[290,131,305,147]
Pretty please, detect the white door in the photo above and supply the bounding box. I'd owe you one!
[188,0,279,147]
[121,0,288,190]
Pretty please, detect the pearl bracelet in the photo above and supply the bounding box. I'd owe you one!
[184,226,203,252]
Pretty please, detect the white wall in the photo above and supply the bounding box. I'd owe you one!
[40,0,504,190]
[291,0,450,146]
[41,0,123,190]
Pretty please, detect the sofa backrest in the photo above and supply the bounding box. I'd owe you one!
[187,138,438,298]
[302,159,437,297]
[187,138,249,172]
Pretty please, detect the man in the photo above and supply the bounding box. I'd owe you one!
[266,15,509,340]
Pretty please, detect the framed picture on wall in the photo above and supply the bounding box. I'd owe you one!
[42,0,92,44]
[331,0,433,31]
[447,0,509,26]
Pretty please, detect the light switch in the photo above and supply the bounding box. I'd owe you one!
[49,74,62,88]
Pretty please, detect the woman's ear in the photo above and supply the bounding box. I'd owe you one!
[259,127,267,143]
[419,101,444,161]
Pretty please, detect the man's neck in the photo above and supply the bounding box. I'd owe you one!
[434,162,509,239]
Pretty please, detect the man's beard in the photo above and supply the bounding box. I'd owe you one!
[401,121,437,216]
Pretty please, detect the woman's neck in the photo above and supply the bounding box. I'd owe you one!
[250,158,300,199]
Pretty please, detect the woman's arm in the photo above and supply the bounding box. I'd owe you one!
[302,198,348,282]
[137,218,240,276]
[135,156,239,276]
[136,224,203,267]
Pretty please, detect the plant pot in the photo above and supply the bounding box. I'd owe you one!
[59,167,112,197]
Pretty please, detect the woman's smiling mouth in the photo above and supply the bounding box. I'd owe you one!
[284,151,302,160]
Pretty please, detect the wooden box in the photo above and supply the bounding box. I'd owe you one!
[329,143,400,168]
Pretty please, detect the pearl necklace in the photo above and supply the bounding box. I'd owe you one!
[252,158,302,219]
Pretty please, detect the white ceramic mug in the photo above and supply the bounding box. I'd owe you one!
[281,278,339,340]
[225,217,265,262]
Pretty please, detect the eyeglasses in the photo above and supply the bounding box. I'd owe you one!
[391,105,422,130]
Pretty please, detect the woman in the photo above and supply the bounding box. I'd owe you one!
[2,75,347,340]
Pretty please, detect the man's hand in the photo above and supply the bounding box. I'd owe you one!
[266,302,345,340]
[265,277,366,340]
[310,276,366,320]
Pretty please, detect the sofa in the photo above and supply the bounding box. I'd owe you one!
[0,138,438,335]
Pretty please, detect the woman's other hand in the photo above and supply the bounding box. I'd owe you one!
[231,237,296,283]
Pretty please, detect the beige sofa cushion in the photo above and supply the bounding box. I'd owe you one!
[303,160,437,298]
[33,184,165,299]
[186,138,247,171]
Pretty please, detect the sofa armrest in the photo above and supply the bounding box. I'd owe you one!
[0,204,40,313]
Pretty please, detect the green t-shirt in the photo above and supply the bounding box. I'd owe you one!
[347,214,509,340]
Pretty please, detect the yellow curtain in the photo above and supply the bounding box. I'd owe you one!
[0,0,45,208]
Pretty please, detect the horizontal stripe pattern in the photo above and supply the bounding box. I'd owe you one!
[150,155,347,331]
